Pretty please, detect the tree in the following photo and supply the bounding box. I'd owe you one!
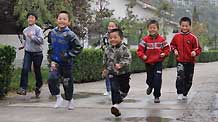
[14,0,52,29]
[156,0,173,38]
[192,6,209,48]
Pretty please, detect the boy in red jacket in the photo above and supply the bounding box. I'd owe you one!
[137,20,170,103]
[170,17,202,100]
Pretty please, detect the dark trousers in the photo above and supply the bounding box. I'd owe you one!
[48,65,74,101]
[109,73,130,105]
[145,62,163,98]
[20,51,43,90]
[176,62,194,96]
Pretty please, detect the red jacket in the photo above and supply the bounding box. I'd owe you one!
[170,32,202,63]
[137,34,170,64]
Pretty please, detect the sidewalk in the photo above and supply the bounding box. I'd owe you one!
[0,62,218,122]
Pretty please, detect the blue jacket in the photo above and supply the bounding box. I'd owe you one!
[48,27,83,65]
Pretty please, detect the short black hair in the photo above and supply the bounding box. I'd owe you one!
[26,12,38,20]
[180,17,191,25]
[147,20,159,29]
[56,10,70,20]
[109,28,124,39]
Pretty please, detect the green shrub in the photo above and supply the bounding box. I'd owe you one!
[73,49,103,83]
[0,45,16,98]
[197,51,218,62]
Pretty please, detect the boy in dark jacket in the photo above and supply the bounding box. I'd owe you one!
[170,17,201,100]
[47,11,83,110]
[137,20,170,103]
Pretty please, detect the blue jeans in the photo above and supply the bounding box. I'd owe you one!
[105,75,111,92]
[48,64,74,101]
[20,51,43,90]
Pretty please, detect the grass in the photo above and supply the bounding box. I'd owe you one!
[10,68,49,92]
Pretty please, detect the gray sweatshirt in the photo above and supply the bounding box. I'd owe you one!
[23,24,44,52]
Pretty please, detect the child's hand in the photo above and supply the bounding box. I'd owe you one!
[174,49,179,57]
[27,31,33,38]
[102,69,107,78]
[143,55,147,60]
[18,45,24,50]
[115,64,122,70]
[191,51,196,57]
[160,53,165,58]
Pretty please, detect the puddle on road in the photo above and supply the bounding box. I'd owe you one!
[104,116,172,122]
[97,98,139,105]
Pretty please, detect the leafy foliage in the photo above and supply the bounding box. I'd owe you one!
[0,46,16,98]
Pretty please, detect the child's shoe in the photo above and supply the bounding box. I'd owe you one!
[182,95,188,100]
[54,95,63,108]
[34,87,41,98]
[103,91,111,96]
[154,97,160,103]
[146,87,153,95]
[111,104,121,117]
[17,88,27,95]
[67,99,75,110]
[177,94,183,100]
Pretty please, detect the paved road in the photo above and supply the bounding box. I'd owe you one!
[0,62,218,122]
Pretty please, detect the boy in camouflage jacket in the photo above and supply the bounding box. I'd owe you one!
[103,28,132,117]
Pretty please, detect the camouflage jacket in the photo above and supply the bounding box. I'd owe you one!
[103,43,132,75]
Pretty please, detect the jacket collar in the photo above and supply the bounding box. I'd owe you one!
[149,33,159,40]
[54,26,70,32]
[111,42,122,48]
[180,31,191,35]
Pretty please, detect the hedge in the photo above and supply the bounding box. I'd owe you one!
[73,49,218,83]
[0,45,16,98]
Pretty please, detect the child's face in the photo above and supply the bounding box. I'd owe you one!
[148,24,158,35]
[108,22,117,31]
[180,21,191,33]
[109,32,122,46]
[27,15,36,26]
[57,13,70,29]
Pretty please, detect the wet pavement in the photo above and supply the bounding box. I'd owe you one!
[1,62,218,122]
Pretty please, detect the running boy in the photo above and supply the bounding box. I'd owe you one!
[137,20,170,103]
[17,12,44,98]
[47,11,83,110]
[101,21,119,96]
[170,17,201,100]
[103,28,132,117]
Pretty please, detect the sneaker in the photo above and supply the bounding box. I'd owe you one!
[17,88,27,95]
[34,87,41,98]
[67,99,75,110]
[103,91,111,96]
[182,95,188,100]
[111,104,121,117]
[154,97,160,103]
[54,95,63,108]
[146,87,153,95]
[177,94,183,100]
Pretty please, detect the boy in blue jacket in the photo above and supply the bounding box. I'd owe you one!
[47,11,83,110]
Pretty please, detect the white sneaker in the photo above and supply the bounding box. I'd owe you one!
[103,91,110,96]
[67,99,75,110]
[177,94,183,100]
[111,104,121,117]
[54,95,63,108]
[182,95,188,100]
